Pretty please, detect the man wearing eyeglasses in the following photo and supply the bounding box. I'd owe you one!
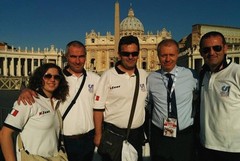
[93,35,148,161]
[198,31,240,161]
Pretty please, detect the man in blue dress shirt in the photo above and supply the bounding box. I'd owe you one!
[147,39,198,161]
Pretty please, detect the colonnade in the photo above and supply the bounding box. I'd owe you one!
[0,45,63,77]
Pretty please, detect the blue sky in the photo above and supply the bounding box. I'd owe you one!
[0,0,239,50]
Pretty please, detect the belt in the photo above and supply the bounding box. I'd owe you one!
[63,130,94,139]
[63,134,86,139]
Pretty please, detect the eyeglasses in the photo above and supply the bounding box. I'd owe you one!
[43,74,61,80]
[201,45,222,54]
[120,51,139,57]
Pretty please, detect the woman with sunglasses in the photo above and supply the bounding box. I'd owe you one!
[1,63,69,161]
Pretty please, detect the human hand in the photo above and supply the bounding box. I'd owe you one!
[17,88,38,105]
[94,133,102,147]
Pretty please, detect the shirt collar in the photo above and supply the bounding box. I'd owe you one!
[114,61,138,76]
[160,65,178,76]
[37,88,48,98]
[115,61,125,74]
[63,66,87,77]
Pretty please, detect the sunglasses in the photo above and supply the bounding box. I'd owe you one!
[201,45,222,54]
[43,74,61,80]
[120,51,139,57]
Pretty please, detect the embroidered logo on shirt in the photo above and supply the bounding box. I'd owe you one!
[88,84,94,93]
[140,84,146,92]
[10,109,19,117]
[110,85,120,90]
[95,95,100,101]
[220,85,230,97]
[39,110,50,116]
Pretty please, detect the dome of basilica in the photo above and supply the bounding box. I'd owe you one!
[120,7,144,35]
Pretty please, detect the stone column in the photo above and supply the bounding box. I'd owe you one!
[106,50,110,69]
[38,59,41,66]
[17,57,21,76]
[24,58,28,76]
[31,58,34,74]
[10,58,14,76]
[3,56,8,76]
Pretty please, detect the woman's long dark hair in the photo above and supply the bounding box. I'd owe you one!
[28,63,69,102]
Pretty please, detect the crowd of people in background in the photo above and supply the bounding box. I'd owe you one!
[0,31,240,161]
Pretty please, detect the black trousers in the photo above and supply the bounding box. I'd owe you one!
[150,123,196,161]
[63,130,95,161]
[198,144,240,161]
[0,147,5,161]
[101,122,145,161]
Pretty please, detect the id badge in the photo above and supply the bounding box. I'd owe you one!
[163,118,177,138]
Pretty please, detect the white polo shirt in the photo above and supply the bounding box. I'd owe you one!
[94,67,148,129]
[4,95,60,160]
[60,69,100,135]
[200,62,240,152]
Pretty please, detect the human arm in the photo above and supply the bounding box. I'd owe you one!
[93,110,104,147]
[144,77,153,141]
[1,126,16,161]
[17,88,38,105]
[93,71,108,147]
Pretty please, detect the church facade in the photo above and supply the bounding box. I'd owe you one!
[84,1,172,73]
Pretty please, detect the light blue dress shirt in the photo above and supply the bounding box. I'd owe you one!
[147,66,198,130]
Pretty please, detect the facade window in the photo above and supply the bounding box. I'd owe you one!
[194,58,203,73]
[91,39,95,43]
[48,59,56,64]
[110,62,114,68]
[142,62,147,70]
[228,57,232,62]
[234,57,239,64]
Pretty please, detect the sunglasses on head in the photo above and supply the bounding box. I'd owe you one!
[201,45,222,54]
[120,51,139,57]
[43,74,61,80]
